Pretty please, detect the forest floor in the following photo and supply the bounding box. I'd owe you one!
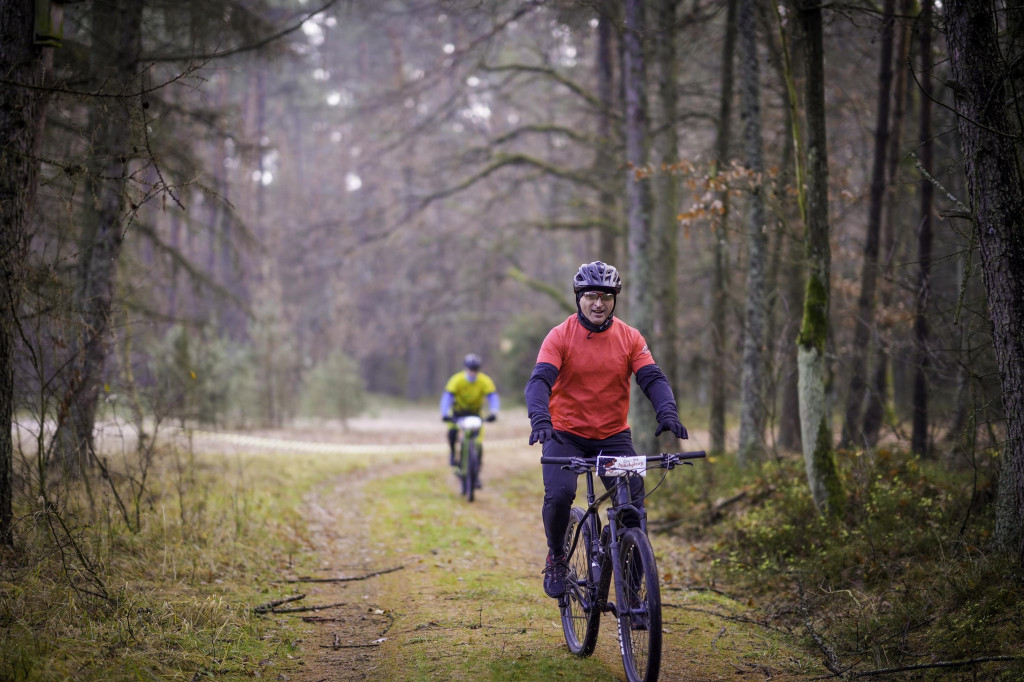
[200,407,819,681]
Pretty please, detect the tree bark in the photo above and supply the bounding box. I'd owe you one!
[863,0,913,447]
[623,0,657,455]
[710,0,738,456]
[796,0,843,515]
[841,0,895,449]
[652,0,680,451]
[946,0,1024,564]
[736,0,768,466]
[761,0,801,453]
[911,0,934,458]
[595,1,620,262]
[1,0,54,544]
[56,0,144,474]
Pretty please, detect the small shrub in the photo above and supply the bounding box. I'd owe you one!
[298,349,366,424]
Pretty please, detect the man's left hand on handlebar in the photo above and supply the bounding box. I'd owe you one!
[654,417,688,439]
[529,419,562,445]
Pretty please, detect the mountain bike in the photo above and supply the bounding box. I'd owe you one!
[443,414,494,502]
[540,450,706,682]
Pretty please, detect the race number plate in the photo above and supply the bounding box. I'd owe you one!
[597,455,646,477]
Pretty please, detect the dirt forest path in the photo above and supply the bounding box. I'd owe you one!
[211,408,816,681]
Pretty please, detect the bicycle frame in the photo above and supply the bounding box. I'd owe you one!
[541,451,706,682]
[449,415,483,501]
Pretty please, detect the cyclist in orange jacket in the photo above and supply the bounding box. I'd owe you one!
[524,261,688,598]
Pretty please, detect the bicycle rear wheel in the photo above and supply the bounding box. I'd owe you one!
[465,440,478,502]
[560,507,601,656]
[617,528,662,682]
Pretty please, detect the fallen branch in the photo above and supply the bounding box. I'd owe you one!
[797,579,845,676]
[709,490,748,519]
[254,594,305,613]
[264,601,349,614]
[281,565,405,583]
[849,656,1020,678]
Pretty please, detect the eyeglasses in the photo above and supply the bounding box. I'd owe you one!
[580,291,615,303]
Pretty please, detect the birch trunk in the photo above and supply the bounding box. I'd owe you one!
[796,0,843,515]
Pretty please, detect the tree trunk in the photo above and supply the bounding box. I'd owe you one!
[946,0,1024,564]
[736,0,768,466]
[1,0,54,544]
[796,0,843,515]
[911,0,934,457]
[841,0,895,449]
[770,0,806,453]
[710,0,738,456]
[652,0,680,452]
[761,0,801,453]
[57,0,144,475]
[623,0,657,455]
[596,1,619,262]
[863,0,913,447]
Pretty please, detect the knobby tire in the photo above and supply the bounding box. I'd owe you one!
[465,439,478,503]
[560,507,601,656]
[617,528,662,682]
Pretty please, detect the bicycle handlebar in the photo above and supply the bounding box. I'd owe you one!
[540,451,707,467]
[443,414,496,423]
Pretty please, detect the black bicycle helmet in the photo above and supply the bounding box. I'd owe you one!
[573,261,622,294]
[463,353,482,370]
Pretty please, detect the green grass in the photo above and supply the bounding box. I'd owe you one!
[0,445,364,681]
[365,467,622,681]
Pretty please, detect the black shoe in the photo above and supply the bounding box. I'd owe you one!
[474,478,482,489]
[449,451,456,466]
[542,552,569,598]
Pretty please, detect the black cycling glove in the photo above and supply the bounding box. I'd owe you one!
[654,416,688,439]
[529,419,562,445]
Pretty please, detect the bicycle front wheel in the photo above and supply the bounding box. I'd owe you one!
[617,528,662,682]
[560,507,601,656]
[465,440,478,502]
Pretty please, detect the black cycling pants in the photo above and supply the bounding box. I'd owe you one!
[541,429,645,557]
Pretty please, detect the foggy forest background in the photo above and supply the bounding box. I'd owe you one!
[3,0,1024,555]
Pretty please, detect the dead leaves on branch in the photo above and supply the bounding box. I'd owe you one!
[625,159,792,235]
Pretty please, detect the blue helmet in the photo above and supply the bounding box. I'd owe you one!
[463,353,482,370]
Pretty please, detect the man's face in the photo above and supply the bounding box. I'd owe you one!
[580,291,615,326]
